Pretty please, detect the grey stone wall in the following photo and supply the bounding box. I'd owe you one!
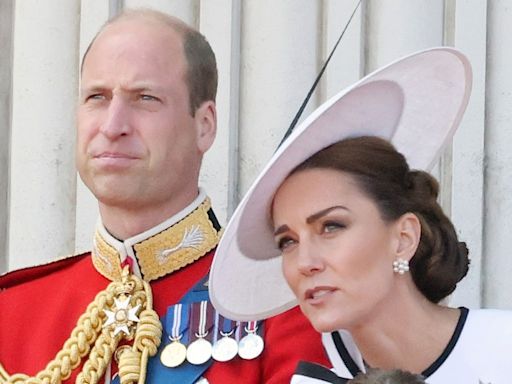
[0,0,14,274]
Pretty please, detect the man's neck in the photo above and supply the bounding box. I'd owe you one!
[99,191,200,240]
[91,190,218,282]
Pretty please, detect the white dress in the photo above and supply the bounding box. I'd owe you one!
[291,308,512,384]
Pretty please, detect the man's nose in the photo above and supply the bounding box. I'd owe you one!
[99,97,132,139]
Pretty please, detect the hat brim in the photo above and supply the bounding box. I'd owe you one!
[209,47,472,321]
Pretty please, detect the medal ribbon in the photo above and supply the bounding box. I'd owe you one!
[189,301,214,341]
[221,316,235,335]
[213,313,236,343]
[245,320,258,334]
[165,303,190,342]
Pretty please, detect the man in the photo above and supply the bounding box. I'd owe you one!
[0,9,328,384]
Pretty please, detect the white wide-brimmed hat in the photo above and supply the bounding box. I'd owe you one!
[209,47,472,321]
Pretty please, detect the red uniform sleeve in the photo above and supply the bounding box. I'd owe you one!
[261,306,330,383]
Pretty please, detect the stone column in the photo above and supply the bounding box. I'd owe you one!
[0,0,14,273]
[8,0,81,270]
[448,0,488,309]
[483,0,512,308]
[238,0,321,196]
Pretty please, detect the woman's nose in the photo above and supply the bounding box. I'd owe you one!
[296,240,324,276]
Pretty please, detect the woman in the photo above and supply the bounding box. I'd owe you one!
[209,48,512,383]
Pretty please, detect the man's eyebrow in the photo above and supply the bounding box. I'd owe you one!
[273,205,349,236]
[125,85,163,93]
[80,85,107,93]
[306,205,349,224]
[80,83,165,93]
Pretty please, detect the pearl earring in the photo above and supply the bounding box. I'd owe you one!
[393,258,409,274]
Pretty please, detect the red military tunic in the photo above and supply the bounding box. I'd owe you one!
[0,195,329,383]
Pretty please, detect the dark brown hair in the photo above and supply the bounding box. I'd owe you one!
[81,9,218,116]
[349,368,426,384]
[292,136,469,303]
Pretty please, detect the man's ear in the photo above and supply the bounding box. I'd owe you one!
[194,100,217,154]
[394,212,421,261]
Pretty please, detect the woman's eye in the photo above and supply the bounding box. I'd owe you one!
[323,221,345,233]
[277,237,296,252]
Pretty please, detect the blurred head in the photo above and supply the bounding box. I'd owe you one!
[77,10,217,225]
[349,368,426,384]
[272,136,469,331]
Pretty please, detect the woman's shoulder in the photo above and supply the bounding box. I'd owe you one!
[467,307,512,324]
[461,307,512,345]
[446,308,512,383]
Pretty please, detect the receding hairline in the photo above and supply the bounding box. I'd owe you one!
[81,9,194,71]
[108,8,193,35]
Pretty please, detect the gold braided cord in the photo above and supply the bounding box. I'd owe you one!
[117,281,162,384]
[1,364,11,382]
[2,286,117,384]
[1,268,162,384]
[76,332,122,384]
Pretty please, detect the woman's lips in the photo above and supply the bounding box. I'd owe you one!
[304,286,337,304]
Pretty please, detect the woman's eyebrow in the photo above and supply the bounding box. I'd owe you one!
[273,205,349,236]
[306,205,349,224]
[273,225,290,237]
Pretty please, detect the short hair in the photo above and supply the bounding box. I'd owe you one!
[292,136,470,303]
[349,368,426,384]
[81,9,218,116]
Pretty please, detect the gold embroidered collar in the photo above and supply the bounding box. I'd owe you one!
[92,191,222,282]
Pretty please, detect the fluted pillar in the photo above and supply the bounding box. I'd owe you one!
[199,0,241,222]
[448,0,487,309]
[124,0,199,25]
[0,0,14,273]
[483,0,512,308]
[238,0,321,195]
[365,0,444,71]
[8,0,81,270]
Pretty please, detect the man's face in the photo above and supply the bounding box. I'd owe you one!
[77,19,214,214]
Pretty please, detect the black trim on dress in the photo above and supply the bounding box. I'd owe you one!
[295,361,349,383]
[422,306,469,377]
[331,332,362,377]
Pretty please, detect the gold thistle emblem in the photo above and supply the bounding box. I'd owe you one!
[103,296,141,336]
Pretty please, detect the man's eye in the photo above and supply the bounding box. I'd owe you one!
[140,94,159,101]
[86,94,105,101]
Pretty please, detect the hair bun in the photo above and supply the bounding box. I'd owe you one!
[406,170,439,201]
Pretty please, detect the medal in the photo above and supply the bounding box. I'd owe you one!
[212,333,239,362]
[161,340,187,368]
[186,301,214,365]
[238,321,264,360]
[186,337,213,365]
[212,316,238,362]
[161,303,189,368]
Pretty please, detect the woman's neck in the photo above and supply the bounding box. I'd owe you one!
[347,284,461,374]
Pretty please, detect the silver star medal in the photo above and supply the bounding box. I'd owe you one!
[103,296,141,336]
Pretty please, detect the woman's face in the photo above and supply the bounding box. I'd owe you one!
[272,168,404,332]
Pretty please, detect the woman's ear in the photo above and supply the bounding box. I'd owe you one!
[394,212,421,261]
[194,100,217,153]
